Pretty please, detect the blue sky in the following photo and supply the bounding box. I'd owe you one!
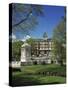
[30,5,65,39]
[12,5,65,40]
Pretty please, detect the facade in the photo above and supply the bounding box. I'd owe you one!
[30,38,53,64]
[31,38,52,57]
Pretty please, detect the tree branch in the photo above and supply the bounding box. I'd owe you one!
[12,11,32,27]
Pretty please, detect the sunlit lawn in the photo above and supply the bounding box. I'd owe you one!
[12,64,66,86]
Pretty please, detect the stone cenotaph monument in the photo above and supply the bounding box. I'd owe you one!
[21,42,32,65]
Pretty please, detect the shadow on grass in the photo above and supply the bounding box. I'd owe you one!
[11,76,40,86]
[11,75,65,87]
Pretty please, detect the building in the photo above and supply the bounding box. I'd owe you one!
[31,38,52,57]
[30,38,53,64]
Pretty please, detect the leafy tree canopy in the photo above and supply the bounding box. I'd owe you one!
[52,17,66,65]
[26,38,36,45]
[12,40,23,61]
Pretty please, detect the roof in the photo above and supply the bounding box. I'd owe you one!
[34,38,52,42]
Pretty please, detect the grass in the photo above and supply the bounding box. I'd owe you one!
[11,64,66,86]
[38,76,66,84]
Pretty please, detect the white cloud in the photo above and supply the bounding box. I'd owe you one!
[12,33,16,39]
[25,35,31,39]
[10,33,16,40]
[22,35,31,42]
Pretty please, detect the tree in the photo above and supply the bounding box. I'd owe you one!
[52,18,66,65]
[12,41,23,61]
[26,38,35,45]
[26,38,37,55]
[11,3,44,35]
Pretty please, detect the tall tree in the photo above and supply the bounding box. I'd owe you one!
[52,17,66,65]
[12,41,23,61]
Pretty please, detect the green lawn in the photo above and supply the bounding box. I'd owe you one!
[12,64,66,86]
